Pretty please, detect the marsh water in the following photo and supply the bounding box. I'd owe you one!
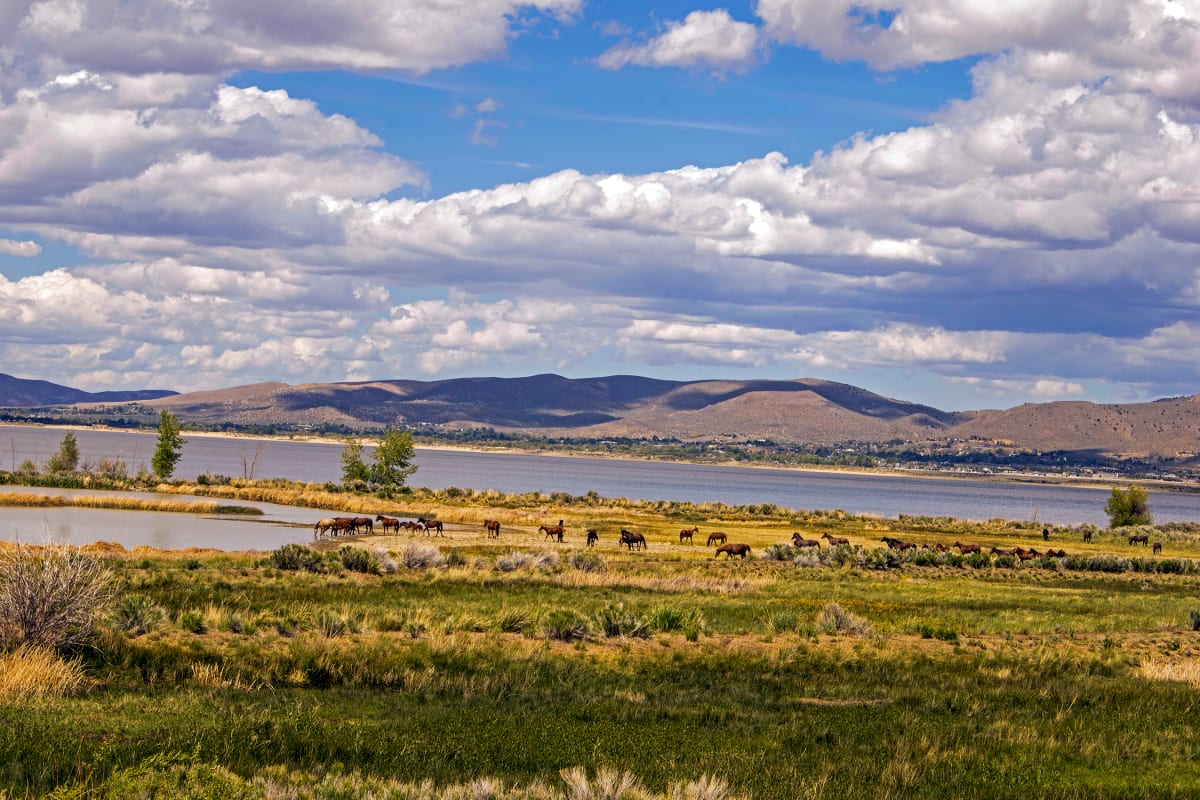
[3,423,1199,550]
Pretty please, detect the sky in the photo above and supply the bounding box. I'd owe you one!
[2,1,1200,412]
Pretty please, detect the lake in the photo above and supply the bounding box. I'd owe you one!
[3,423,1198,550]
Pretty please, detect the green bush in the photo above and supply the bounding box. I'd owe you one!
[594,603,650,638]
[338,546,381,575]
[542,609,590,642]
[110,594,165,636]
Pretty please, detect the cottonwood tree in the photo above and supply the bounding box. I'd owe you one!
[45,431,79,473]
[340,437,371,486]
[371,428,417,487]
[1105,485,1152,528]
[151,411,186,480]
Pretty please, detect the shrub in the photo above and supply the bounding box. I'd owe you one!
[338,546,381,575]
[569,551,607,573]
[594,603,651,639]
[399,543,447,569]
[497,550,558,572]
[179,610,206,634]
[543,609,590,642]
[815,601,872,636]
[0,542,115,650]
[110,594,165,636]
[268,544,340,574]
[370,546,398,574]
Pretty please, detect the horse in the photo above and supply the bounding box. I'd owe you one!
[419,517,444,536]
[792,533,820,549]
[586,529,598,547]
[620,529,647,551]
[375,515,400,534]
[313,518,338,539]
[1152,542,1163,555]
[990,547,1017,557]
[679,526,698,545]
[1045,548,1068,558]
[540,523,565,542]
[401,520,424,532]
[483,519,501,538]
[821,532,849,546]
[881,536,915,551]
[706,531,727,546]
[716,543,751,559]
[1129,533,1149,546]
[1042,527,1050,541]
[953,541,980,554]
[351,516,374,535]
[1082,529,1093,543]
[1015,547,1041,561]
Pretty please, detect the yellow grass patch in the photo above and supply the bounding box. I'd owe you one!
[1140,658,1200,687]
[0,647,88,699]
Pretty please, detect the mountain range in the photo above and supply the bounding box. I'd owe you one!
[4,372,1200,461]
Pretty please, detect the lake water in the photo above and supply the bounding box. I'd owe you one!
[3,423,1199,551]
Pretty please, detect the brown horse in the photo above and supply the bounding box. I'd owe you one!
[792,533,820,549]
[881,536,915,551]
[679,526,698,545]
[540,522,565,542]
[1152,542,1162,555]
[419,517,444,536]
[952,541,980,554]
[1129,533,1149,546]
[821,533,849,546]
[1082,529,1093,543]
[1044,548,1068,558]
[716,543,751,559]
[586,529,598,547]
[401,520,424,532]
[375,515,400,534]
[350,516,373,534]
[620,529,647,551]
[990,547,1017,557]
[1015,547,1041,561]
[706,531,727,546]
[483,519,501,538]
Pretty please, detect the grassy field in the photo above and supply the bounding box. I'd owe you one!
[2,482,1200,798]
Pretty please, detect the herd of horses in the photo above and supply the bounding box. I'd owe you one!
[314,514,1167,558]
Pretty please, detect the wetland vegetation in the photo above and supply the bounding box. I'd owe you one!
[2,479,1200,798]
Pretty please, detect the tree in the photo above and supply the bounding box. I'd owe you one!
[151,410,186,480]
[371,428,417,487]
[45,431,80,473]
[340,437,370,485]
[1105,485,1152,528]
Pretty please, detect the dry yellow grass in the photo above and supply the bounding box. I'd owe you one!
[0,647,88,699]
[1140,657,1200,687]
[0,492,220,514]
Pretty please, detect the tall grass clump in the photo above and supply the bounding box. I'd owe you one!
[543,609,591,642]
[497,550,558,572]
[0,646,88,699]
[0,542,115,650]
[815,601,872,636]
[400,542,447,569]
[569,551,606,573]
[110,594,166,636]
[593,603,651,639]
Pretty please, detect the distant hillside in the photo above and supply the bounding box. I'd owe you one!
[0,373,176,406]
[143,374,971,445]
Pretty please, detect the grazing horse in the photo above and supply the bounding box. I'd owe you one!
[792,533,820,549]
[419,517,444,536]
[716,543,751,559]
[1129,533,1149,546]
[539,521,565,542]
[706,531,727,547]
[1152,541,1163,555]
[586,529,598,547]
[953,541,980,554]
[881,536,915,551]
[1082,529,1093,543]
[679,526,698,545]
[620,529,647,551]
[314,518,338,539]
[821,532,849,546]
[483,519,501,538]
[375,515,400,534]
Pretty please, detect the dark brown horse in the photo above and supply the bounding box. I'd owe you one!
[1129,533,1149,546]
[1082,529,1093,543]
[1152,541,1162,555]
[1044,548,1068,558]
[586,529,598,547]
[351,517,374,534]
[792,533,820,549]
[419,517,444,536]
[952,541,980,554]
[881,536,915,551]
[375,515,400,534]
[620,529,647,551]
[540,522,565,542]
[821,533,849,546]
[483,519,501,538]
[679,526,698,545]
[1015,547,1041,561]
[706,531,727,546]
[401,520,423,532]
[716,543,751,559]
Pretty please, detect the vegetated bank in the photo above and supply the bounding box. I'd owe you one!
[2,478,1200,798]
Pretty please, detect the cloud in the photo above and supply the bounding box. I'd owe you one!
[596,9,761,73]
[0,237,39,256]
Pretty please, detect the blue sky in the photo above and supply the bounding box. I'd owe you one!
[2,1,1200,412]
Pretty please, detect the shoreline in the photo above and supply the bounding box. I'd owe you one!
[3,420,1195,494]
